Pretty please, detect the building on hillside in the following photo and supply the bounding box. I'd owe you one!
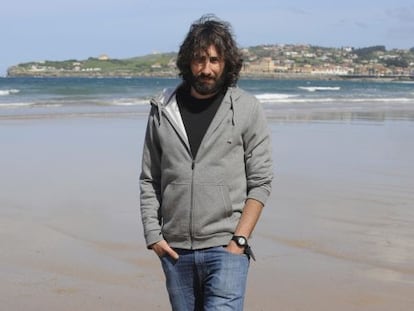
[243,57,275,73]
[98,54,110,61]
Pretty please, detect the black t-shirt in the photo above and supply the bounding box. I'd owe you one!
[176,86,225,158]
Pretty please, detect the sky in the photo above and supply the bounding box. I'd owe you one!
[1,0,414,76]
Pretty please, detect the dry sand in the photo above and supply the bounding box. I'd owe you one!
[1,114,413,310]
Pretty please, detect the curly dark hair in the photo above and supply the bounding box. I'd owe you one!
[176,14,243,88]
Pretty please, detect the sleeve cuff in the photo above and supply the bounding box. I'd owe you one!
[247,187,271,206]
[145,230,164,249]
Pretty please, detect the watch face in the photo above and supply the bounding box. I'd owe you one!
[237,237,246,246]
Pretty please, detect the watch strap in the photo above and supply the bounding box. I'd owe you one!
[244,245,256,261]
[231,235,256,261]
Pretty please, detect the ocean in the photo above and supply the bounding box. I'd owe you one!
[1,77,414,121]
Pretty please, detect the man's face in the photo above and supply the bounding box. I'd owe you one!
[190,45,225,98]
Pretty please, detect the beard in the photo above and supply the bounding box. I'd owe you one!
[189,73,226,96]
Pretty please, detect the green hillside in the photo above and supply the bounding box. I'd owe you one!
[7,52,178,77]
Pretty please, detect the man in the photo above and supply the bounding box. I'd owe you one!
[140,15,273,311]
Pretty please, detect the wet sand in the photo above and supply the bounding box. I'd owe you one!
[1,113,413,310]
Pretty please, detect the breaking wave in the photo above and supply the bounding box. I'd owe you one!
[0,89,20,96]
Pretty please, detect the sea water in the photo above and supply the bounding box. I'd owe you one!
[0,77,413,121]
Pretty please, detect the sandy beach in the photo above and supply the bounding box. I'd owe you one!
[1,111,414,310]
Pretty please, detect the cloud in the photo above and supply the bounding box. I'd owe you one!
[354,21,369,29]
[386,5,414,24]
[286,7,308,15]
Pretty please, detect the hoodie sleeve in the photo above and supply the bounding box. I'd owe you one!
[139,106,164,248]
[243,97,273,206]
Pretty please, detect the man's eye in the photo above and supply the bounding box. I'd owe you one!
[194,57,206,63]
[210,57,220,63]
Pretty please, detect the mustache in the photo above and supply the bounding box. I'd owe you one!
[196,73,215,80]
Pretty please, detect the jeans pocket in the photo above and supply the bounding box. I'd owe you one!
[220,246,248,258]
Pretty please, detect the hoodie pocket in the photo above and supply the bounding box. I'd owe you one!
[161,182,191,239]
[192,183,233,237]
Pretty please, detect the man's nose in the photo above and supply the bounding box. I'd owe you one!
[200,60,213,75]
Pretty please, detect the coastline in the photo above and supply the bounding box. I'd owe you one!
[6,44,414,81]
[5,71,414,81]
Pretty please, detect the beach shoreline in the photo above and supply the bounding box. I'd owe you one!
[1,112,413,310]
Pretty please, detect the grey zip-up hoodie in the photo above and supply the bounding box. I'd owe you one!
[140,85,273,250]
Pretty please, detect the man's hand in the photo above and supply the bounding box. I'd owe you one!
[225,240,245,255]
[150,240,179,260]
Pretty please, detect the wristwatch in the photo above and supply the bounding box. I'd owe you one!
[231,235,256,261]
[231,235,248,247]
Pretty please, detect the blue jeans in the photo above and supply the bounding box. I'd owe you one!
[160,246,250,311]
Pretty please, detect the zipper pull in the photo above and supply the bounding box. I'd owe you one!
[191,160,195,170]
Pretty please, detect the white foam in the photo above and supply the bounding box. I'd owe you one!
[34,103,63,108]
[111,98,149,106]
[255,93,298,103]
[345,97,413,103]
[255,96,414,105]
[298,86,341,92]
[0,102,33,108]
[0,89,20,96]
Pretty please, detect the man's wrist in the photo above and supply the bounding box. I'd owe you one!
[231,235,248,248]
[231,235,256,261]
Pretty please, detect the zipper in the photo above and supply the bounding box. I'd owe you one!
[189,159,195,248]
